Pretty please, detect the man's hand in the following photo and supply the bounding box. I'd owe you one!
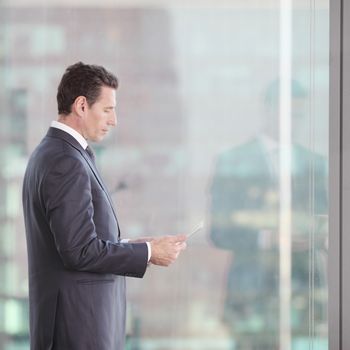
[150,234,187,266]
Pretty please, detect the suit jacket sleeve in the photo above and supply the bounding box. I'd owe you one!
[41,154,148,277]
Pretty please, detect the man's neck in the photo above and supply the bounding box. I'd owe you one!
[58,115,79,132]
[51,119,88,149]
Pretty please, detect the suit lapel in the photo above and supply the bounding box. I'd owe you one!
[46,127,121,237]
[79,150,120,231]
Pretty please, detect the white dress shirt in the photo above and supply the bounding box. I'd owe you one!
[51,120,88,149]
[51,121,151,261]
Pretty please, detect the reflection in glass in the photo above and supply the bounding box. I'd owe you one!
[210,80,328,350]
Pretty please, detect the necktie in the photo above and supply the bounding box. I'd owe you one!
[86,146,96,164]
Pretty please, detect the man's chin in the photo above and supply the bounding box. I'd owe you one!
[92,135,105,143]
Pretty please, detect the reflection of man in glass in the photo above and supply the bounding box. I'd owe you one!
[210,81,328,350]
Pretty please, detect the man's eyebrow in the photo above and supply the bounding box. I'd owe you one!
[104,106,116,110]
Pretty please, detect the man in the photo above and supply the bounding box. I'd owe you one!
[22,62,187,350]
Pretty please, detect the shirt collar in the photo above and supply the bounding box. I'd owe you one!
[51,120,88,150]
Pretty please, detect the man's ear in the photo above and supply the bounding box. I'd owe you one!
[73,96,87,117]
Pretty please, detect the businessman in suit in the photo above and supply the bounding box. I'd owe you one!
[22,62,187,350]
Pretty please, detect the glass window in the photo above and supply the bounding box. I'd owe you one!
[0,1,329,349]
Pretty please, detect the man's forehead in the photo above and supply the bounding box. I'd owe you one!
[97,86,117,103]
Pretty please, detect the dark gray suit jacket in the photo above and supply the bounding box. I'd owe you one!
[22,127,148,350]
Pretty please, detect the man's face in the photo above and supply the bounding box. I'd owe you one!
[83,86,117,142]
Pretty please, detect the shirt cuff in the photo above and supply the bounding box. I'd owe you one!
[146,242,151,262]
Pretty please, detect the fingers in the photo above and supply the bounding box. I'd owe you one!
[168,234,187,243]
[175,241,187,250]
[176,234,187,242]
[149,235,187,267]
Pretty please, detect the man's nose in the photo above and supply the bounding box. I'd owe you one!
[108,112,117,127]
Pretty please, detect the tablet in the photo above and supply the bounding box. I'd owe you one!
[187,221,204,239]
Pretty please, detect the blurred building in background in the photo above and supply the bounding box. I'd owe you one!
[0,1,329,349]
